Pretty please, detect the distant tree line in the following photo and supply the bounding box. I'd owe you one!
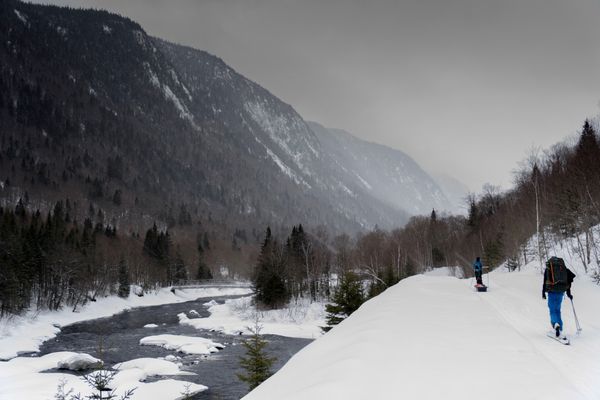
[0,200,214,317]
[252,224,410,309]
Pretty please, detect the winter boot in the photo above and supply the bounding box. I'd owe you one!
[554,323,561,338]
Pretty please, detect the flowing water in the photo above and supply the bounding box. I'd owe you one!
[38,294,312,399]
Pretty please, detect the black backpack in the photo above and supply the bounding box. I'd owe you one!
[545,257,568,292]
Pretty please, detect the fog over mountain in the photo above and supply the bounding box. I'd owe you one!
[431,173,470,215]
[308,122,453,216]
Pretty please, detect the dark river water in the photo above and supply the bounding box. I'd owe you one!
[38,293,313,400]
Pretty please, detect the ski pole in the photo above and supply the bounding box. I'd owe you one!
[570,298,582,334]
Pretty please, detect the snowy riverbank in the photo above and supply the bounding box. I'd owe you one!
[0,283,327,400]
[180,296,326,339]
[0,285,252,360]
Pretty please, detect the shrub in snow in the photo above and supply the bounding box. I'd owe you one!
[592,270,600,285]
[54,370,135,400]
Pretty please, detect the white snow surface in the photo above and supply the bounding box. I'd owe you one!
[423,265,465,278]
[179,296,325,339]
[0,352,206,400]
[114,357,195,377]
[140,334,224,355]
[243,262,600,399]
[0,286,252,360]
[57,353,103,370]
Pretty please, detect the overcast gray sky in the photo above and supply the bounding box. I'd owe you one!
[30,0,600,191]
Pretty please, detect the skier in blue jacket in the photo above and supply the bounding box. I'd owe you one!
[473,257,483,285]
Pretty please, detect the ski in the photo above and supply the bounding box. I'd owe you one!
[546,331,570,345]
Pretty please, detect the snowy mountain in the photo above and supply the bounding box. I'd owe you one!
[0,1,421,237]
[309,122,453,216]
[154,39,412,230]
[243,249,600,399]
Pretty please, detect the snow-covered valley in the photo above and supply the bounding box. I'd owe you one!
[0,286,324,400]
[2,255,600,400]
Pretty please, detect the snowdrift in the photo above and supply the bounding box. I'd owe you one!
[243,262,600,399]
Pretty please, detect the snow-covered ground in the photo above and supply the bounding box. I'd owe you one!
[0,286,253,400]
[243,258,600,399]
[179,296,326,339]
[140,334,224,355]
[0,352,206,400]
[0,286,252,360]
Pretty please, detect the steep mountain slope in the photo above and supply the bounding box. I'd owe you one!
[154,39,410,230]
[0,0,410,241]
[243,259,600,400]
[309,122,452,215]
[1,0,463,245]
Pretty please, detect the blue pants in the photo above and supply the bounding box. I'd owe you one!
[547,291,564,330]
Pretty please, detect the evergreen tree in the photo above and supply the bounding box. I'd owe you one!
[237,323,276,392]
[117,259,130,298]
[173,252,187,284]
[196,243,213,280]
[203,232,210,250]
[322,272,364,332]
[112,189,122,206]
[576,120,599,158]
[253,227,289,308]
[467,196,478,228]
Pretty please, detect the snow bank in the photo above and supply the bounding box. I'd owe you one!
[0,352,206,400]
[0,286,251,360]
[140,334,224,355]
[57,353,103,371]
[179,296,325,339]
[128,379,206,400]
[114,357,195,377]
[243,265,600,399]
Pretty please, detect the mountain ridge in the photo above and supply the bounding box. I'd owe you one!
[1,1,455,255]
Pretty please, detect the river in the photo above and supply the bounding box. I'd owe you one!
[38,294,313,399]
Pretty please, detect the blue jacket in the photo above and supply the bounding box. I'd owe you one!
[473,259,482,273]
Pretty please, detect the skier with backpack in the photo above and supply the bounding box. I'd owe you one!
[542,256,575,343]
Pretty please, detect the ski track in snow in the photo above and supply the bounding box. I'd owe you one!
[478,273,600,399]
